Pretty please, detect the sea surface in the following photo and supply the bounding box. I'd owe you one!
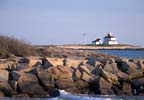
[90,49,144,58]
[2,90,144,100]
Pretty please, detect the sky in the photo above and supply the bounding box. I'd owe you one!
[0,0,144,46]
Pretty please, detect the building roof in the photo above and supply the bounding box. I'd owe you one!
[92,38,101,42]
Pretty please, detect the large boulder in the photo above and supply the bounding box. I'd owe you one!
[128,71,144,79]
[0,82,13,96]
[117,60,139,74]
[0,70,9,82]
[132,77,144,87]
[137,60,144,69]
[18,57,41,70]
[35,68,55,88]
[0,60,16,70]
[17,73,48,97]
[9,71,22,81]
[72,65,93,82]
[87,58,103,67]
[65,59,83,68]
[48,65,72,80]
[75,80,89,94]
[104,62,119,74]
[42,57,66,68]
[9,80,17,92]
[102,70,118,84]
[116,71,130,81]
[55,79,80,94]
[99,77,114,95]
[91,67,103,76]
[122,82,132,95]
[41,57,53,69]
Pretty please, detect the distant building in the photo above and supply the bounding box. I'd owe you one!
[91,32,118,45]
[103,32,118,45]
[92,38,103,45]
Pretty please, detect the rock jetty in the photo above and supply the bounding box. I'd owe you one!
[0,55,144,98]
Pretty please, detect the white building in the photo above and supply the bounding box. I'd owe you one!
[92,38,103,45]
[103,32,118,45]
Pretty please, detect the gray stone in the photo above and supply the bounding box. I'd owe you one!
[36,68,54,88]
[10,71,21,81]
[132,77,144,87]
[17,73,47,96]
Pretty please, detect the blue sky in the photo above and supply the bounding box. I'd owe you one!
[0,0,144,46]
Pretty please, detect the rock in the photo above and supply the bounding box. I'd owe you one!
[13,94,29,98]
[42,57,66,68]
[47,88,60,97]
[65,87,80,94]
[128,71,144,79]
[91,67,103,76]
[48,65,72,80]
[0,60,16,70]
[104,62,118,74]
[87,58,114,67]
[46,57,64,66]
[17,73,48,97]
[16,63,29,72]
[18,57,41,70]
[0,82,13,96]
[55,79,80,94]
[99,77,114,95]
[35,68,55,88]
[116,71,130,81]
[55,79,75,89]
[122,82,132,95]
[103,62,113,73]
[117,60,139,74]
[78,65,91,75]
[132,77,144,87]
[71,67,81,81]
[102,70,118,84]
[66,59,82,68]
[42,57,53,68]
[0,70,9,82]
[75,80,89,94]
[0,62,8,70]
[137,60,144,69]
[73,65,93,82]
[10,71,21,81]
[0,90,4,97]
[9,80,17,92]
[112,86,124,95]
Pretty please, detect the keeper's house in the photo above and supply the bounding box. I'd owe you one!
[103,32,118,45]
[92,38,103,45]
[91,32,118,45]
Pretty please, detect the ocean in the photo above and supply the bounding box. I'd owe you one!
[3,90,144,100]
[90,49,144,59]
[49,90,143,100]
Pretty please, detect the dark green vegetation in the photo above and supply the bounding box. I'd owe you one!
[0,35,36,58]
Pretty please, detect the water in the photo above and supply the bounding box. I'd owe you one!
[48,90,143,100]
[90,49,144,58]
[1,90,144,100]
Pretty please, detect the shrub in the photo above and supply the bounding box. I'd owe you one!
[0,35,36,58]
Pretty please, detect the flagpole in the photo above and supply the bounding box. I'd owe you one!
[83,33,86,45]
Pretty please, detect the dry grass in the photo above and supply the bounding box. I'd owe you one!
[35,45,118,59]
[0,35,36,58]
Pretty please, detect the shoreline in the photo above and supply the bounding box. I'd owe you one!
[57,45,144,50]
